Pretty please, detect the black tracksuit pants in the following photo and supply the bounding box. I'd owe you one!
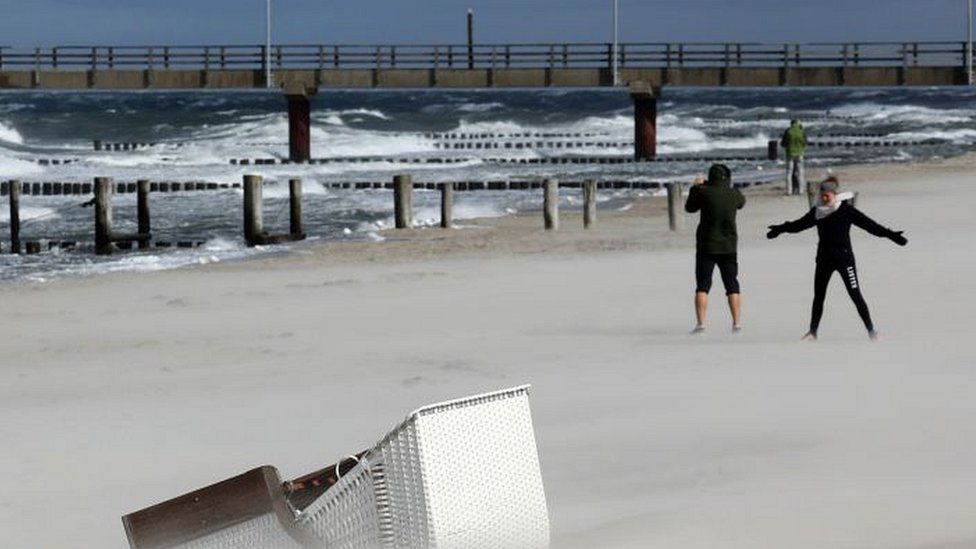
[810,259,874,334]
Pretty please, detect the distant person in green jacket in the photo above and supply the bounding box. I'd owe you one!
[684,164,746,334]
[781,119,807,196]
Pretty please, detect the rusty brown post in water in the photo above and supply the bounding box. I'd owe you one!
[630,81,657,160]
[284,83,313,163]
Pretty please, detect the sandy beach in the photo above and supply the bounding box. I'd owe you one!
[1,155,975,548]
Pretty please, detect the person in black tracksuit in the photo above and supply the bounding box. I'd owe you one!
[767,178,908,340]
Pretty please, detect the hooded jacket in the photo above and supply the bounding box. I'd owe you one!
[684,176,746,255]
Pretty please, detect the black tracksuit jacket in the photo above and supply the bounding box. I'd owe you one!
[772,202,898,264]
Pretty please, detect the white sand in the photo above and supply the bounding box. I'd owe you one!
[1,158,975,548]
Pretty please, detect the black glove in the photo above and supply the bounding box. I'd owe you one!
[889,230,908,246]
[766,225,782,239]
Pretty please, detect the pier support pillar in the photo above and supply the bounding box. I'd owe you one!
[94,177,114,255]
[8,180,21,254]
[243,175,264,246]
[284,83,314,163]
[394,175,413,229]
[544,178,559,231]
[630,81,658,160]
[289,179,304,238]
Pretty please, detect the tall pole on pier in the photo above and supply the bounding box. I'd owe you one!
[265,0,272,88]
[969,0,974,85]
[467,8,475,70]
[612,0,619,86]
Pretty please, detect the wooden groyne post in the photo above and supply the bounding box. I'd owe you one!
[243,175,264,246]
[137,180,151,250]
[284,83,313,163]
[289,179,304,237]
[667,183,684,231]
[583,180,597,229]
[630,81,657,160]
[767,140,779,161]
[94,177,114,255]
[8,180,21,254]
[544,178,559,231]
[440,182,454,229]
[243,175,306,246]
[394,175,413,229]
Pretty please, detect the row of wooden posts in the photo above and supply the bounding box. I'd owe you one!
[388,174,686,232]
[5,174,688,256]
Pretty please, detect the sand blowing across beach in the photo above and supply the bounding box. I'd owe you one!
[1,155,975,548]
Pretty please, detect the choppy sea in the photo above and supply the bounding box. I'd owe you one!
[0,87,974,281]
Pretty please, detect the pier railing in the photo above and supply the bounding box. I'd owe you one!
[0,42,967,71]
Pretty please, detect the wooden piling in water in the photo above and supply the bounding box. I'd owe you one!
[289,179,304,237]
[394,174,413,229]
[95,177,114,255]
[583,180,597,229]
[667,182,684,232]
[8,180,21,254]
[440,182,454,229]
[243,175,263,247]
[137,180,151,250]
[544,178,559,231]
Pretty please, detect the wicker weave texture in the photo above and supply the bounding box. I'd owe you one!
[301,386,550,549]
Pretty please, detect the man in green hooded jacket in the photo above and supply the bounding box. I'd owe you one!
[781,119,807,196]
[684,164,746,334]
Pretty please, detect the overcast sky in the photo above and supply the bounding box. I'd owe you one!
[0,0,968,47]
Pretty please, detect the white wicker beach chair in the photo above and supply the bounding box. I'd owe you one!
[297,385,550,549]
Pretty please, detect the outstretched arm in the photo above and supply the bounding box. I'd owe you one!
[850,206,908,245]
[767,209,816,239]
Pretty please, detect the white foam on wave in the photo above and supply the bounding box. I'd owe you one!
[0,154,43,178]
[0,121,25,144]
[828,103,972,124]
[889,128,976,143]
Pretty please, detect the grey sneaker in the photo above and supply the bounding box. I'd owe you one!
[690,325,706,335]
[732,325,743,334]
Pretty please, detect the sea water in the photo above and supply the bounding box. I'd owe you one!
[0,87,974,281]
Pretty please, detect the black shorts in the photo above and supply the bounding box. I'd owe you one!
[696,253,740,295]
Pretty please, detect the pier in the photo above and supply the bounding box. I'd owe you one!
[0,41,969,89]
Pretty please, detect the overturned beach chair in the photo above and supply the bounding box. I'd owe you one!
[123,385,549,549]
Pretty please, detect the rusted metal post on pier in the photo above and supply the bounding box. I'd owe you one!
[630,81,657,160]
[284,83,313,163]
[394,175,413,229]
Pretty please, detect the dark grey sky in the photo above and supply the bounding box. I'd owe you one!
[0,0,968,46]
